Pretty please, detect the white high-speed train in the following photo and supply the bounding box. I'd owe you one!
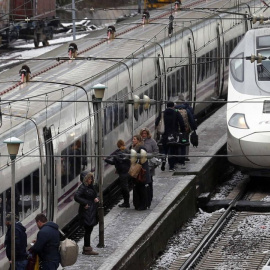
[227,27,270,176]
[0,0,267,268]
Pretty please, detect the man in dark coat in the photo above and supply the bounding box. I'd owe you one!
[155,101,185,171]
[32,213,61,270]
[105,139,131,208]
[4,214,28,269]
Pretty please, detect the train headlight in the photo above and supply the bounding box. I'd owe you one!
[228,113,249,129]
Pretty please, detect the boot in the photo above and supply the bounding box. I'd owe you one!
[82,246,99,255]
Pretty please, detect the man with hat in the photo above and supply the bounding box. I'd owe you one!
[4,213,28,269]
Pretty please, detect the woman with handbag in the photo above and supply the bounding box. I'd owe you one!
[130,135,151,211]
[139,128,159,207]
[74,173,99,255]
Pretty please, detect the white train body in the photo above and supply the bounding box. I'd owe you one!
[0,0,267,268]
[227,27,270,176]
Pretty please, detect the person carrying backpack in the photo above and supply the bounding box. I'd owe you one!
[105,140,131,208]
[175,95,197,166]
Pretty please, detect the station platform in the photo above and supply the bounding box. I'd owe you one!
[61,105,227,270]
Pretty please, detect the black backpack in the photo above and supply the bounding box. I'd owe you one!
[190,131,198,147]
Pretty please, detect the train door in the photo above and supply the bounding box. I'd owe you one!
[215,23,224,98]
[156,54,166,112]
[43,126,55,221]
[187,35,196,108]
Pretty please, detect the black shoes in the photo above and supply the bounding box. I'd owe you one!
[119,203,130,208]
[161,161,166,171]
[185,158,190,161]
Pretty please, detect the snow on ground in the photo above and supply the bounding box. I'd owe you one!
[150,170,245,269]
[211,170,246,200]
[150,209,216,269]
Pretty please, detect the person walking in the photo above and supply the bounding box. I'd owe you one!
[4,214,28,270]
[74,172,99,255]
[131,135,151,210]
[139,128,159,206]
[31,213,61,270]
[175,95,197,164]
[105,139,131,208]
[155,101,185,171]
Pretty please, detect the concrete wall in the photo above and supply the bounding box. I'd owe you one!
[112,177,197,270]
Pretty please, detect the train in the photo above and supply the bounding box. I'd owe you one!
[227,26,270,177]
[0,0,268,268]
[0,0,59,47]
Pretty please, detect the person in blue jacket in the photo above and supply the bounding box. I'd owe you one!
[4,213,28,270]
[32,213,61,270]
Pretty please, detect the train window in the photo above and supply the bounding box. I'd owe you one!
[134,106,139,123]
[257,49,270,81]
[230,53,244,82]
[180,68,185,93]
[61,136,87,188]
[210,50,214,76]
[176,70,181,95]
[201,55,206,81]
[113,102,119,129]
[213,48,217,72]
[172,73,177,97]
[105,106,113,134]
[154,83,158,101]
[257,36,270,48]
[0,169,40,235]
[167,76,172,99]
[197,57,201,84]
[206,52,210,78]
[139,93,144,124]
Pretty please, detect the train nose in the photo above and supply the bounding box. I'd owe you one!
[240,132,270,167]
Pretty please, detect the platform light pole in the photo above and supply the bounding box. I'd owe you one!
[92,83,107,248]
[3,137,23,270]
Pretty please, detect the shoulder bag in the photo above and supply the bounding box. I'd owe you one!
[136,167,146,183]
[157,112,165,134]
[128,163,142,178]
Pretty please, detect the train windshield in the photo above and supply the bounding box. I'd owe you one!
[257,49,270,81]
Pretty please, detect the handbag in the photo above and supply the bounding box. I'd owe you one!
[128,163,142,178]
[157,112,165,134]
[148,157,162,168]
[190,130,198,147]
[26,249,39,270]
[136,167,146,183]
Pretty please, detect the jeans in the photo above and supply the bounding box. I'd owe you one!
[40,261,59,270]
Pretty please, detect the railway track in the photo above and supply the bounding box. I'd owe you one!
[152,176,270,270]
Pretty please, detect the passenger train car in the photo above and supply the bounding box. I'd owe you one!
[227,27,270,176]
[0,0,268,268]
